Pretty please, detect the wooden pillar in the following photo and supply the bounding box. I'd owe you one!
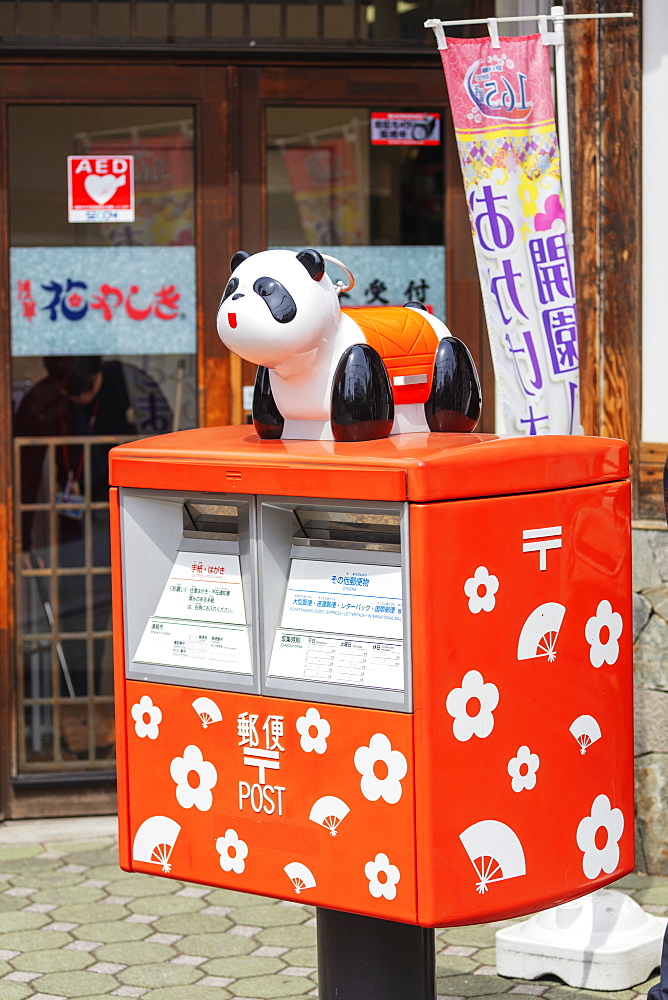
[567,0,642,509]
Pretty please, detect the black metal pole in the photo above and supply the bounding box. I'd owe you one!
[317,907,436,1000]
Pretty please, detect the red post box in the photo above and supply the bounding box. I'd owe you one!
[111,427,633,928]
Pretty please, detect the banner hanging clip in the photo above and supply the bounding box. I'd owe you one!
[538,14,560,46]
[425,18,447,50]
[487,18,500,48]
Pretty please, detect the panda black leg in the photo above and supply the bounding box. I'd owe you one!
[252,366,285,440]
[331,345,394,442]
[424,337,481,433]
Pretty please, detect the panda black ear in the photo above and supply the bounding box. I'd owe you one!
[296,249,325,282]
[231,251,251,272]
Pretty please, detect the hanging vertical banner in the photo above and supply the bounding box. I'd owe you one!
[440,34,581,435]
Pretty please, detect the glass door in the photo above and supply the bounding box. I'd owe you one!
[9,105,198,774]
[238,63,490,428]
[266,106,446,318]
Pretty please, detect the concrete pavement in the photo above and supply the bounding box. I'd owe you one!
[0,815,662,1000]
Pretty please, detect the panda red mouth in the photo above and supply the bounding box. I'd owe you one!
[228,313,237,329]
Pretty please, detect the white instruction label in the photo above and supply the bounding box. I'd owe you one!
[135,619,252,674]
[153,551,246,624]
[133,551,250,673]
[280,559,402,640]
[268,630,404,691]
[269,559,404,689]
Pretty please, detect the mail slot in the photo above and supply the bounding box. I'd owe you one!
[111,426,634,927]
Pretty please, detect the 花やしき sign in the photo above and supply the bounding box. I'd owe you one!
[67,155,135,223]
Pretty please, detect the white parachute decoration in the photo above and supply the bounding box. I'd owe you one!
[132,815,181,873]
[570,714,602,754]
[459,819,526,894]
[192,697,223,728]
[284,861,317,894]
[517,602,566,663]
[309,796,350,836]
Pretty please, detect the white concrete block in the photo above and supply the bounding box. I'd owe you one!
[495,889,667,991]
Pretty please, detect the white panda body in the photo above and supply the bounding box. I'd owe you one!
[269,311,365,432]
[215,248,481,441]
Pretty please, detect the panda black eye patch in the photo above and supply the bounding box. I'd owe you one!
[253,277,297,323]
[221,277,239,303]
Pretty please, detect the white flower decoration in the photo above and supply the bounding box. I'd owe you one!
[365,852,400,900]
[576,794,624,880]
[216,829,248,874]
[507,745,540,792]
[296,707,330,754]
[131,695,162,740]
[585,600,623,668]
[446,670,499,742]
[354,733,408,805]
[464,566,499,614]
[170,744,217,812]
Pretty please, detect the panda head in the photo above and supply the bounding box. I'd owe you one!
[216,248,341,368]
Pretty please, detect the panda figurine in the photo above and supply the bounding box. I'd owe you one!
[216,247,481,442]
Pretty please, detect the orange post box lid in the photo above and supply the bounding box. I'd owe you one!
[109,427,628,502]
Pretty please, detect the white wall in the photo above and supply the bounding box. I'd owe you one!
[642,0,668,442]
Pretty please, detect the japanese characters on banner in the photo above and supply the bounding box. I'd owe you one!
[440,34,582,435]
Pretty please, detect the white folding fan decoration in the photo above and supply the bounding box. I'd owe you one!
[132,815,181,873]
[284,862,317,894]
[459,819,526,894]
[309,796,350,836]
[517,602,566,663]
[192,697,223,728]
[570,714,602,754]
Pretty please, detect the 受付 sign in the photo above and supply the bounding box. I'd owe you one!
[67,155,135,223]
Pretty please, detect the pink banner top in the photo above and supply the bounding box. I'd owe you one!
[440,34,554,135]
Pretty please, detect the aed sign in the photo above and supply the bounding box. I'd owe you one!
[67,155,135,223]
[370,113,441,147]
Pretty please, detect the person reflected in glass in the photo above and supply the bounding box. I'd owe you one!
[14,356,137,728]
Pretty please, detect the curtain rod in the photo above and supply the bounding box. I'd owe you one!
[426,7,633,54]
[425,12,633,29]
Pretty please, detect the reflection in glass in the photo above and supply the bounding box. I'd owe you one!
[10,104,198,774]
[266,107,446,317]
[267,107,444,249]
[9,106,194,249]
[13,352,199,771]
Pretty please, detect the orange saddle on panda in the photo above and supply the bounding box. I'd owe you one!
[342,306,440,406]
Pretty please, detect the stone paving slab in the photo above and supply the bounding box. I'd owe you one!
[0,817,661,1000]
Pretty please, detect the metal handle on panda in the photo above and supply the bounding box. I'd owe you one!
[320,254,355,295]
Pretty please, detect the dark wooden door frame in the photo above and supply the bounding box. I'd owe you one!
[0,60,236,818]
